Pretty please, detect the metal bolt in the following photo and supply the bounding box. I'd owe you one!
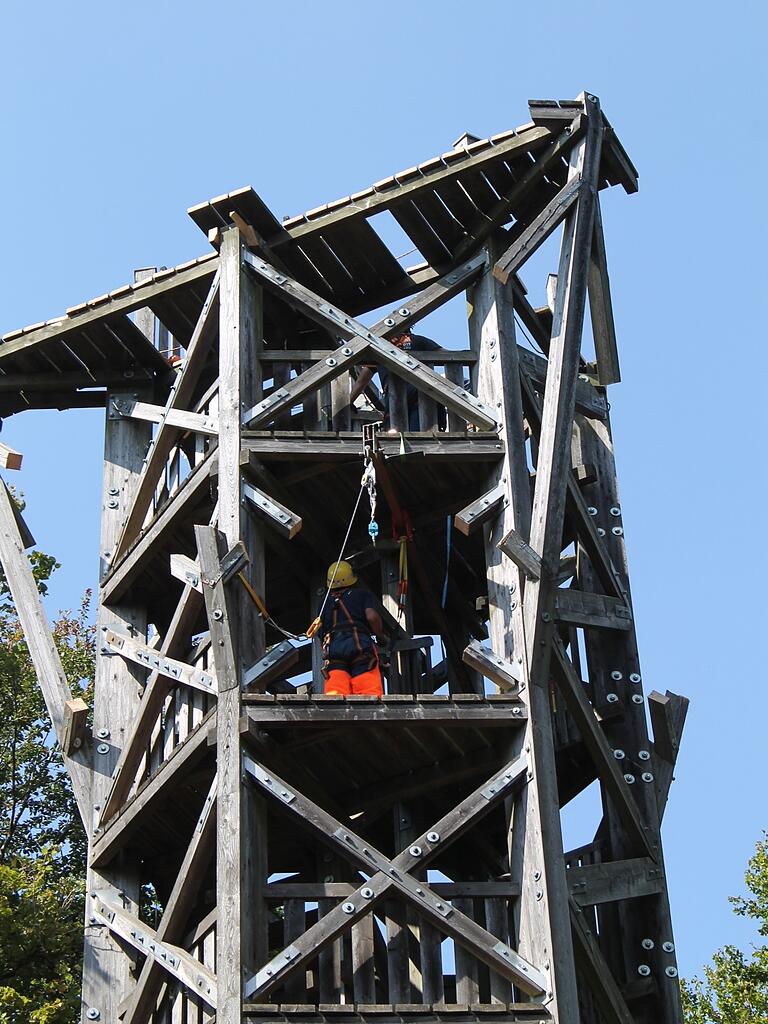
[665,966,678,978]
[613,749,625,759]
[632,694,644,704]
[587,506,598,516]
[629,672,641,683]
[639,750,651,761]
[597,527,606,537]
[384,318,395,327]
[96,727,110,739]
[638,964,651,977]
[399,308,410,316]
[541,612,551,622]
[108,498,119,509]
[535,889,543,901]
[512,706,522,716]
[606,692,619,703]
[86,1010,101,1020]
[341,347,352,356]
[642,772,654,783]
[509,583,516,594]
[426,831,440,844]
[212,609,223,620]
[612,526,624,536]
[624,773,636,784]
[611,670,623,681]
[642,938,655,950]
[97,743,110,755]
[609,506,621,516]
[662,941,675,953]
[533,870,541,881]
[326,357,337,367]
[342,902,355,914]
[409,845,423,857]
[361,887,374,899]
[108,486,119,496]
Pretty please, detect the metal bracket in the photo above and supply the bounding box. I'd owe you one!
[243,755,297,805]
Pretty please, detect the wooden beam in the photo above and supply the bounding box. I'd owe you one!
[493,178,584,284]
[648,689,689,821]
[93,897,217,1010]
[553,589,632,631]
[62,697,89,756]
[101,626,217,695]
[453,481,506,536]
[0,442,23,470]
[497,526,542,580]
[551,637,655,859]
[242,641,300,690]
[111,270,220,563]
[516,345,607,420]
[587,197,621,384]
[100,583,204,824]
[569,897,635,1024]
[243,700,525,725]
[461,640,522,693]
[241,432,504,461]
[567,857,664,906]
[100,448,217,605]
[122,777,217,1024]
[243,481,302,539]
[109,395,219,436]
[90,712,215,867]
[0,480,92,822]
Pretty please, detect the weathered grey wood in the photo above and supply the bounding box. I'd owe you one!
[241,432,504,461]
[497,527,542,580]
[587,197,621,385]
[91,712,215,866]
[169,552,202,591]
[0,479,92,819]
[62,697,89,756]
[265,881,521,899]
[243,481,303,539]
[122,776,217,1024]
[553,589,632,631]
[453,482,506,536]
[551,636,654,859]
[110,395,219,436]
[93,896,217,1010]
[111,270,220,561]
[243,703,526,725]
[242,641,300,690]
[569,897,635,1024]
[467,235,578,1021]
[100,448,217,604]
[493,177,584,284]
[461,640,521,693]
[101,626,217,694]
[649,690,689,821]
[100,583,203,824]
[568,857,664,906]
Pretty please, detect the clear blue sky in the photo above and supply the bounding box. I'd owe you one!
[2,0,765,982]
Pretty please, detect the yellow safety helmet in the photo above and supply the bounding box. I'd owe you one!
[327,560,357,588]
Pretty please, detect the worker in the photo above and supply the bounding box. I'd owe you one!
[320,560,388,696]
[350,332,446,431]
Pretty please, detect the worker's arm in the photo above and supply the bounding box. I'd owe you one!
[350,365,376,403]
[365,605,387,640]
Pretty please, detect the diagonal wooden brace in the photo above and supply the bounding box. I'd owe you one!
[462,639,523,693]
[242,753,546,999]
[101,627,217,695]
[454,481,507,536]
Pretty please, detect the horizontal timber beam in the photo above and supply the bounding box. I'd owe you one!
[242,699,526,726]
[241,432,504,462]
[567,857,664,906]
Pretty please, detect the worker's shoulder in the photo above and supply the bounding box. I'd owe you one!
[410,333,441,351]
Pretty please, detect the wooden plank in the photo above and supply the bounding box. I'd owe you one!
[241,433,504,462]
[242,641,300,691]
[123,777,217,1024]
[567,857,664,906]
[0,441,23,470]
[102,626,216,694]
[243,703,526,725]
[0,480,92,820]
[497,527,542,580]
[553,590,632,631]
[550,637,654,859]
[243,481,303,539]
[516,344,606,420]
[461,640,521,694]
[112,270,220,562]
[62,697,88,756]
[493,178,584,284]
[587,197,621,384]
[648,690,689,821]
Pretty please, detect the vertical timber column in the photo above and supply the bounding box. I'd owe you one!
[468,238,578,1021]
[82,389,151,1022]
[218,226,267,1023]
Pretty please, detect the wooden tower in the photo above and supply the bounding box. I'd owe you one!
[0,93,688,1024]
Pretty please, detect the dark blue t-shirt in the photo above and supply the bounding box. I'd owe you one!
[321,587,376,637]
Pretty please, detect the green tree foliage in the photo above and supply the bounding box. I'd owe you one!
[683,836,768,1022]
[0,540,94,1024]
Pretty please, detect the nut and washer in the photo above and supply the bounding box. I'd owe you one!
[212,609,223,620]
[426,831,440,844]
[612,526,624,536]
[606,692,619,703]
[613,749,625,760]
[629,672,642,683]
[361,887,374,900]
[611,670,623,681]
[342,902,355,914]
[624,773,636,784]
[409,845,423,857]
[597,527,606,537]
[642,938,655,950]
[398,307,410,316]
[587,506,598,516]
[86,1010,101,1021]
[642,772,655,783]
[609,506,621,516]
[96,727,110,739]
[662,941,675,953]
[665,966,678,978]
[632,694,644,704]
[341,347,353,356]
[325,357,337,367]
[639,750,651,761]
[97,743,110,755]
[638,964,651,977]
[384,318,395,326]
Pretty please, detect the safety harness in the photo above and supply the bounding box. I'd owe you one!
[321,590,377,678]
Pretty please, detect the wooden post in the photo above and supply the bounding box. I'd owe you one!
[467,235,579,1021]
[215,227,268,1022]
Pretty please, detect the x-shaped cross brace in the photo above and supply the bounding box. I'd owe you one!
[242,751,548,1000]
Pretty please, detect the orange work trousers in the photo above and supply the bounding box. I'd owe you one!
[325,664,383,696]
